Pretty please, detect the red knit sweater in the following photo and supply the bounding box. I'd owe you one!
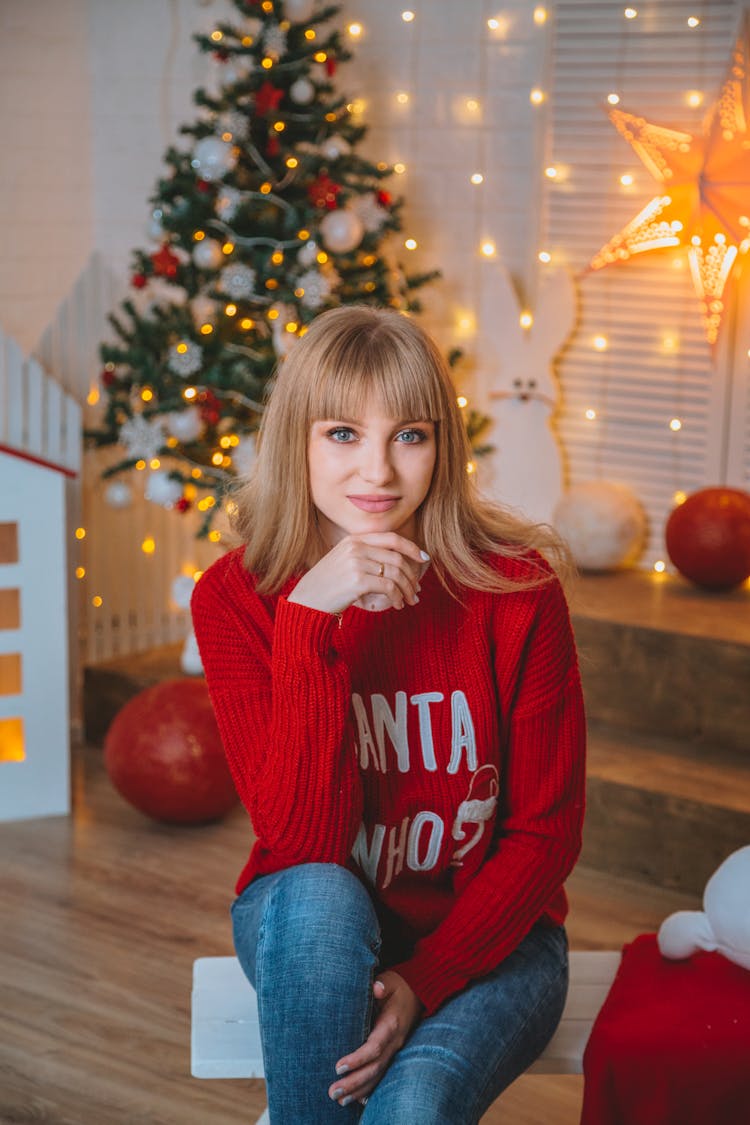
[191,546,586,1015]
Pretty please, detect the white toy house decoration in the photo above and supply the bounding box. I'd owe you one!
[0,328,81,821]
[478,264,578,525]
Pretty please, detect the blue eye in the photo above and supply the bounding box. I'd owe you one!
[396,428,427,444]
[327,427,357,443]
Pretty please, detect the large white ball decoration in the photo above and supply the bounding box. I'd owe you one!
[171,573,196,609]
[290,78,316,105]
[165,407,204,444]
[105,480,133,509]
[145,470,184,508]
[320,135,351,160]
[319,208,365,254]
[191,136,237,182]
[553,481,646,572]
[284,0,316,21]
[193,238,224,270]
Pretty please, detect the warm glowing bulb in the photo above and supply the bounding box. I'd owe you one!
[200,323,213,336]
[653,560,666,573]
[545,165,558,179]
[620,173,634,186]
[529,88,545,105]
[585,408,597,420]
[487,18,499,30]
[466,460,477,474]
[314,51,327,63]
[685,90,703,108]
[135,460,146,471]
[305,29,316,40]
[402,10,415,21]
[75,527,86,540]
[92,595,103,607]
[176,342,188,354]
[141,537,156,555]
[316,251,328,264]
[396,91,410,105]
[593,335,608,350]
[193,230,205,241]
[149,458,160,470]
[624,7,637,18]
[519,311,533,329]
[141,388,153,402]
[669,418,683,431]
[225,303,237,316]
[607,92,620,105]
[470,172,484,185]
[184,386,197,400]
[212,452,224,466]
[286,156,298,168]
[210,30,223,42]
[687,16,700,27]
[481,240,497,257]
[222,241,235,253]
[538,250,552,263]
[271,251,284,264]
[394,162,406,174]
[404,238,418,250]
[268,308,280,320]
[533,6,548,24]
[348,22,363,37]
[673,490,687,505]
[87,387,100,406]
[209,529,222,543]
[76,566,86,579]
[465,98,480,113]
[457,396,468,408]
[273,121,285,132]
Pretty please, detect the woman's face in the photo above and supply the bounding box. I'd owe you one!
[308,400,437,547]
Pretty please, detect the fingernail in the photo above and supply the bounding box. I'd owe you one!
[330,1087,344,1100]
[336,1064,349,1076]
[340,1096,354,1107]
[413,596,420,604]
[420,550,430,561]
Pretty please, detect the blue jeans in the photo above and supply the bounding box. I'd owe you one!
[231,863,568,1125]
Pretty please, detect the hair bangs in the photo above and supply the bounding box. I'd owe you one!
[309,322,445,425]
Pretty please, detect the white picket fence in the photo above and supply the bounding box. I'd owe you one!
[34,251,217,667]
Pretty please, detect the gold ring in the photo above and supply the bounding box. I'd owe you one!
[378,562,385,578]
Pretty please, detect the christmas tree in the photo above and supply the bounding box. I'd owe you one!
[88,0,488,536]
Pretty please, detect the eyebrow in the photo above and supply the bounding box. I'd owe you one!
[316,416,433,427]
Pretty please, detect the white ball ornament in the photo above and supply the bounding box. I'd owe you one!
[290,78,316,105]
[191,136,237,182]
[320,135,351,160]
[171,573,196,610]
[553,480,646,572]
[284,0,316,21]
[192,238,224,270]
[298,239,319,267]
[165,407,205,444]
[105,481,133,509]
[319,208,365,253]
[145,470,184,508]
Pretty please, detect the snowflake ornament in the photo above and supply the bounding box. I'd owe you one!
[167,341,204,378]
[351,192,389,234]
[220,263,257,299]
[216,186,243,221]
[298,268,335,310]
[262,23,288,60]
[118,414,166,461]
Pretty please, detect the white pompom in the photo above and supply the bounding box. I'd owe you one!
[553,480,646,571]
[165,407,204,444]
[191,136,237,182]
[290,78,316,105]
[319,208,364,253]
[105,480,133,509]
[145,470,183,508]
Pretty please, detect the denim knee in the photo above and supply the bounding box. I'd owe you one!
[233,863,381,990]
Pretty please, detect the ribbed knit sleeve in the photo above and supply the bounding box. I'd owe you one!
[190,550,363,866]
[389,574,586,1014]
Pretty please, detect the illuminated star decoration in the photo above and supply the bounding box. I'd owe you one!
[590,14,750,347]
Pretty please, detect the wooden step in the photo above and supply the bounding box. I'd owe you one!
[583,722,750,895]
[570,570,750,751]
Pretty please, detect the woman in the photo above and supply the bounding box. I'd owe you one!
[191,305,586,1123]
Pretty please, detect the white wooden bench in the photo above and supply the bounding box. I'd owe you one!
[191,951,620,1123]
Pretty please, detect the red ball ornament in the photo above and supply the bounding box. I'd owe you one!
[104,678,237,824]
[308,174,341,210]
[376,190,392,207]
[131,272,148,289]
[665,487,750,590]
[175,497,192,513]
[326,57,337,77]
[196,179,213,194]
[100,367,116,387]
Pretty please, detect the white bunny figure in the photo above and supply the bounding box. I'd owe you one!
[477,263,577,525]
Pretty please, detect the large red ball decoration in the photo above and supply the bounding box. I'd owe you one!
[665,487,750,590]
[104,678,237,824]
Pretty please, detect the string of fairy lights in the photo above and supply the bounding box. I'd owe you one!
[76,2,741,617]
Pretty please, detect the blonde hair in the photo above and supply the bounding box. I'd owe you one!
[233,305,570,595]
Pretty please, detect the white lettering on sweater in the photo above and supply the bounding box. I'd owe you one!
[352,690,477,774]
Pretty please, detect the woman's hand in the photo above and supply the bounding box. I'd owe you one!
[287,533,427,617]
[328,971,424,1107]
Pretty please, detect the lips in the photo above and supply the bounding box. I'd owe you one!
[347,495,400,513]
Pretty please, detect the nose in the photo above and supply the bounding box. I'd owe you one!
[359,440,395,486]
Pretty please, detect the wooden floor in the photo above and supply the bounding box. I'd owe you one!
[0,743,700,1125]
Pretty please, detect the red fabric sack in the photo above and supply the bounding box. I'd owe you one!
[580,933,750,1125]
